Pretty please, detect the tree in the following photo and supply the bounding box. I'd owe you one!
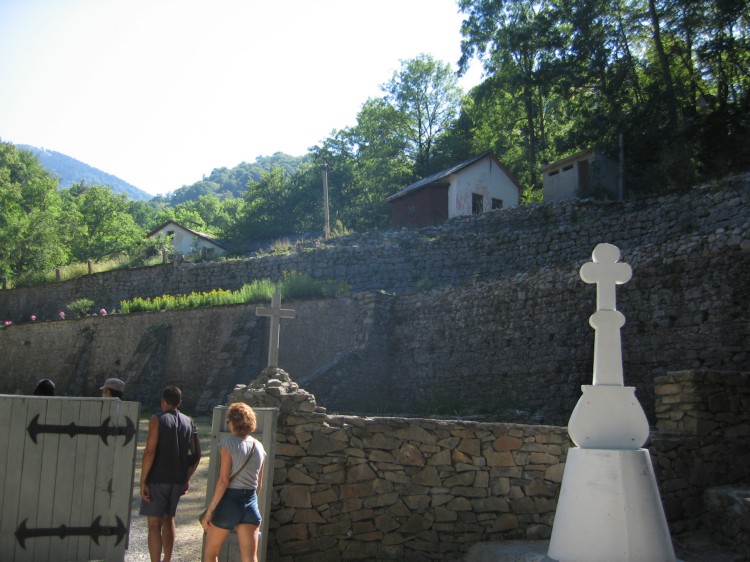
[0,142,67,282]
[61,183,145,262]
[383,54,463,176]
[237,167,302,240]
[330,99,413,230]
[456,0,749,195]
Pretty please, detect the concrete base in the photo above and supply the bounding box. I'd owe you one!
[464,540,553,561]
[463,541,689,562]
[547,447,676,561]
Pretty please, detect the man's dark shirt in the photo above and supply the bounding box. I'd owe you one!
[147,409,200,484]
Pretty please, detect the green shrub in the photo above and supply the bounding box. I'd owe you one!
[118,272,346,314]
[67,298,95,318]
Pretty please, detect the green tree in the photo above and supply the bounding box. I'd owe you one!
[0,142,67,282]
[62,183,144,262]
[383,54,463,176]
[456,0,750,195]
[127,199,161,231]
[459,0,568,189]
[238,167,302,240]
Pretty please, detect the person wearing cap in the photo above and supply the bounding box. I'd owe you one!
[101,377,125,399]
[33,379,55,396]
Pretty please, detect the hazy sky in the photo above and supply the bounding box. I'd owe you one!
[0,0,483,196]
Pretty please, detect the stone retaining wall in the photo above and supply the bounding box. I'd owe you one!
[232,367,750,561]
[0,174,746,323]
[651,370,750,537]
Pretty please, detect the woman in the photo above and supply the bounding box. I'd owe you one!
[202,402,266,562]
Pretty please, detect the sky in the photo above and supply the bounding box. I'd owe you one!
[0,0,484,196]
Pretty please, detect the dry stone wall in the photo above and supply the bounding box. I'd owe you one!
[232,369,572,562]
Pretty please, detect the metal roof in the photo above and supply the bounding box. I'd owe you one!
[386,152,494,202]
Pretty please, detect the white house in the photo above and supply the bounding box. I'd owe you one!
[146,220,227,258]
[386,153,522,228]
[542,149,620,201]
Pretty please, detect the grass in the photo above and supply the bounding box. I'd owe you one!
[118,271,347,314]
[13,254,167,288]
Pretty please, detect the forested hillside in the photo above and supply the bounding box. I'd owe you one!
[19,144,152,201]
[1,0,748,288]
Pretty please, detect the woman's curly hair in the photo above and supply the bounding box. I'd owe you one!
[227,402,257,437]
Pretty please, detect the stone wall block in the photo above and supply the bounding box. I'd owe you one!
[280,485,313,508]
[338,483,373,499]
[485,451,516,467]
[427,449,452,466]
[492,513,519,532]
[346,462,376,482]
[493,435,523,451]
[411,466,441,487]
[374,514,401,533]
[363,491,400,509]
[396,443,426,467]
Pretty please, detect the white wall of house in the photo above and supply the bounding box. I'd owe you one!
[151,224,225,257]
[543,163,581,202]
[448,158,520,218]
[543,152,619,201]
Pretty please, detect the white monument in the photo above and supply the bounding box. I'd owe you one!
[547,243,676,561]
[255,292,295,368]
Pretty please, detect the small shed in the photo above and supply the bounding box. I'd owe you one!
[146,220,227,258]
[386,153,522,228]
[542,149,620,201]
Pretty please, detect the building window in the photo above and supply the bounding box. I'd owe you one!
[491,198,503,210]
[472,193,484,215]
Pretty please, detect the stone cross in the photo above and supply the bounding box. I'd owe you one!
[255,292,296,368]
[579,243,632,386]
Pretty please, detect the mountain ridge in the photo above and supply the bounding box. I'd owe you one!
[18,144,153,201]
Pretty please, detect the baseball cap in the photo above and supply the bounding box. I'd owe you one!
[100,377,125,393]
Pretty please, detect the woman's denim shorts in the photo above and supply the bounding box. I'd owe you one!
[211,488,261,530]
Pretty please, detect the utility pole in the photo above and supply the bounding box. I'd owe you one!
[322,159,331,238]
[618,132,625,201]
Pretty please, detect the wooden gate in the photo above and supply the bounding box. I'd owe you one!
[0,395,139,562]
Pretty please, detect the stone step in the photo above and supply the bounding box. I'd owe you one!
[702,486,750,559]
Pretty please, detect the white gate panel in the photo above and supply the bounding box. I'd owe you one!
[0,395,139,562]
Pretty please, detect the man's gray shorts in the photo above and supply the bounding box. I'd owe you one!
[139,482,183,517]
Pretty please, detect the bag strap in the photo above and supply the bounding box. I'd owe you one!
[228,438,256,483]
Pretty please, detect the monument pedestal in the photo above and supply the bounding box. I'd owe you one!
[547,448,676,562]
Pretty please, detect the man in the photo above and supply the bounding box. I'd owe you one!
[139,386,201,562]
[100,377,125,398]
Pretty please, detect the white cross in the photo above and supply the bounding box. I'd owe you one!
[579,244,632,386]
[579,243,632,311]
[255,293,296,368]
